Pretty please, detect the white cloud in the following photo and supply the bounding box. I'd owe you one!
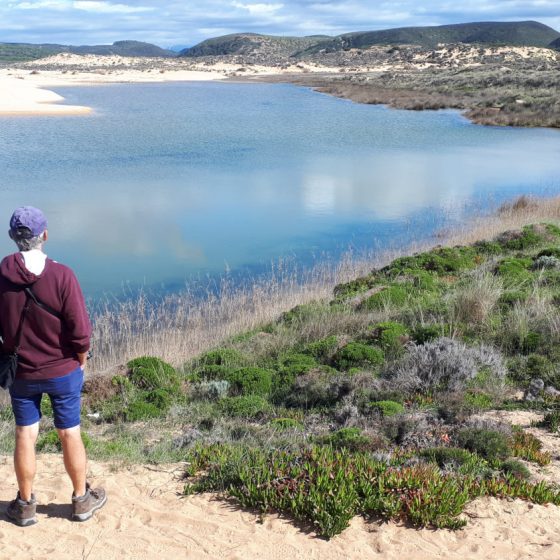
[13,0,153,13]
[231,2,284,15]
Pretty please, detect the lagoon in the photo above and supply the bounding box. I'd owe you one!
[0,81,559,297]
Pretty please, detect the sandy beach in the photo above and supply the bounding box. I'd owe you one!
[0,53,342,116]
[0,411,558,560]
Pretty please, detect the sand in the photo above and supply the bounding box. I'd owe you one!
[1,411,560,560]
[0,54,341,116]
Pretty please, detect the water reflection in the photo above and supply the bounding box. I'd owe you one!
[0,82,559,297]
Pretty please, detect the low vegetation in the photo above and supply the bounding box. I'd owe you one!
[1,202,560,538]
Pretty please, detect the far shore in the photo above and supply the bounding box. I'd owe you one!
[0,54,342,116]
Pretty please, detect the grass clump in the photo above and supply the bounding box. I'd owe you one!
[37,429,92,452]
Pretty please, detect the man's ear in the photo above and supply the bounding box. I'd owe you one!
[43,230,48,242]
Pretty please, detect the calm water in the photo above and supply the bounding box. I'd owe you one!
[1,81,559,297]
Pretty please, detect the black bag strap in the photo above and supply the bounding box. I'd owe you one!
[24,287,63,320]
[13,292,31,355]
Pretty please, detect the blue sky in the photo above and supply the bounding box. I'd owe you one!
[2,0,560,48]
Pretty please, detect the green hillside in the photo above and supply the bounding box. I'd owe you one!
[0,40,175,63]
[180,33,331,57]
[303,21,560,53]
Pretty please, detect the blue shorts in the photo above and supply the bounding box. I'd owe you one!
[10,367,84,429]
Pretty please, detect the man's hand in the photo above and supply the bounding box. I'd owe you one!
[77,351,88,370]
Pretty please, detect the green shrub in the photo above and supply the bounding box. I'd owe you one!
[332,274,379,302]
[225,367,273,396]
[419,447,489,476]
[277,353,318,377]
[124,400,164,422]
[537,247,560,259]
[333,343,384,371]
[463,391,494,411]
[456,428,510,461]
[37,429,92,452]
[192,348,248,368]
[218,395,271,418]
[411,325,442,344]
[497,225,546,250]
[368,400,404,417]
[279,301,327,326]
[359,284,410,310]
[386,246,479,275]
[368,322,409,357]
[304,336,339,361]
[498,290,528,308]
[495,257,533,284]
[269,418,303,430]
[500,459,531,480]
[40,396,53,418]
[127,356,180,391]
[540,410,560,433]
[511,429,551,465]
[316,428,376,452]
[473,240,502,255]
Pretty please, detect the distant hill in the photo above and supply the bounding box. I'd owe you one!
[179,33,331,58]
[549,37,560,49]
[302,21,560,54]
[0,40,175,62]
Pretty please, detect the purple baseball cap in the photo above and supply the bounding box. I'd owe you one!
[9,206,48,238]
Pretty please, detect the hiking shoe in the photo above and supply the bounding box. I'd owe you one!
[71,483,107,522]
[6,493,38,527]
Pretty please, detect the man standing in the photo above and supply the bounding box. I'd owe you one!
[0,206,106,526]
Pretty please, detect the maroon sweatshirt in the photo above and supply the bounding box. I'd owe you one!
[0,253,91,381]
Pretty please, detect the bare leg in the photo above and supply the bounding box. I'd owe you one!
[57,426,87,497]
[14,422,39,502]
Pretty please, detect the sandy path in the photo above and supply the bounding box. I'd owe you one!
[1,452,559,560]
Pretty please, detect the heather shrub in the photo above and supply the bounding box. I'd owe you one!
[333,342,384,371]
[124,400,164,421]
[384,338,506,396]
[193,348,248,368]
[127,356,180,391]
[536,247,560,259]
[456,428,510,461]
[279,301,328,326]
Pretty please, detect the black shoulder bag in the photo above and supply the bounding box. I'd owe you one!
[0,292,30,390]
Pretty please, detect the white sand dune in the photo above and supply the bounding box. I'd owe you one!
[1,449,560,560]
